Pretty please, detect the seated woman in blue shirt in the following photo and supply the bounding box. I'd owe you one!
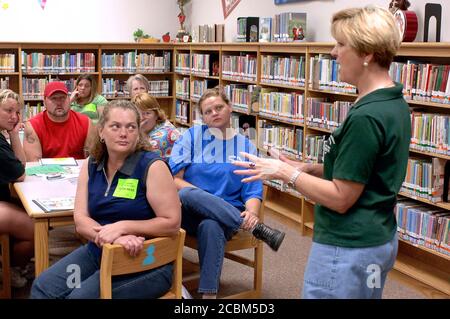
[169,87,285,299]
[31,100,181,299]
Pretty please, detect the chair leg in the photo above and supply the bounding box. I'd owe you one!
[0,234,11,299]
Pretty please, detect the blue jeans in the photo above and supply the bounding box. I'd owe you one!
[30,244,173,299]
[302,232,398,299]
[179,187,243,294]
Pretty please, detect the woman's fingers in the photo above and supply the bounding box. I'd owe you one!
[233,168,258,176]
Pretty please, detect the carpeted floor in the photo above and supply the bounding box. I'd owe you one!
[12,212,424,299]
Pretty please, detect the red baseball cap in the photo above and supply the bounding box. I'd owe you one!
[44,81,68,98]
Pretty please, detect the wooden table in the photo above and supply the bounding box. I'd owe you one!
[13,172,79,276]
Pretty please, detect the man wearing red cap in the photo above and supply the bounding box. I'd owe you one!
[23,82,93,161]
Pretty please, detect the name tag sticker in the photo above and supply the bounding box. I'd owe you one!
[113,178,139,199]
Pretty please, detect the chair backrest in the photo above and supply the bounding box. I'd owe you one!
[100,229,185,299]
[0,234,11,299]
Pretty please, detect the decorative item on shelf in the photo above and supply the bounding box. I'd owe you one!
[222,0,241,19]
[176,0,191,42]
[389,0,418,42]
[423,3,442,42]
[133,28,159,43]
[162,32,171,43]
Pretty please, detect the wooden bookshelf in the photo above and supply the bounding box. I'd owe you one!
[3,42,448,298]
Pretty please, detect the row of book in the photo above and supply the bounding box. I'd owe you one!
[0,77,10,90]
[22,78,77,99]
[236,13,307,43]
[0,54,15,73]
[23,102,45,122]
[224,84,259,114]
[410,111,450,156]
[395,199,449,256]
[304,134,327,164]
[259,90,304,124]
[260,55,306,87]
[258,119,303,159]
[401,157,449,203]
[101,52,171,73]
[306,99,353,131]
[309,55,357,94]
[175,78,190,99]
[191,79,217,101]
[389,61,450,105]
[174,53,191,74]
[102,79,169,98]
[193,24,225,43]
[21,52,96,74]
[175,100,189,124]
[221,54,257,81]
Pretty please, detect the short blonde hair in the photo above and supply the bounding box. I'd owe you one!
[331,6,401,69]
[0,89,23,108]
[131,92,166,124]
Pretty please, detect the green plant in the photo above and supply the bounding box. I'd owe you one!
[133,28,150,42]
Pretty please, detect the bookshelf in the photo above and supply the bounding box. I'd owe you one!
[171,42,450,298]
[0,42,448,298]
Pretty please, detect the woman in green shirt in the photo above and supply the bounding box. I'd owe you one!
[70,74,107,124]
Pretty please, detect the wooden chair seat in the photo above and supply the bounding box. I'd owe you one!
[100,229,185,299]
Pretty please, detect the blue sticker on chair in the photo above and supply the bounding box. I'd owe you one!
[143,244,155,266]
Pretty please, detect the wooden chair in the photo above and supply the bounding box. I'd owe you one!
[183,190,266,299]
[100,229,186,299]
[0,234,11,299]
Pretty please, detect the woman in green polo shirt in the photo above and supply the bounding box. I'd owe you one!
[233,6,411,299]
[70,74,107,124]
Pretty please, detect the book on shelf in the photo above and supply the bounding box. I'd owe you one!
[259,18,272,42]
[236,17,259,43]
[39,157,78,166]
[32,196,75,213]
[287,12,306,42]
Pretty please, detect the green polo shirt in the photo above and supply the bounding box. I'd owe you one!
[313,83,411,247]
[71,95,108,124]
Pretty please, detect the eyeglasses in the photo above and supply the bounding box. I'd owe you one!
[140,110,156,118]
[203,104,225,117]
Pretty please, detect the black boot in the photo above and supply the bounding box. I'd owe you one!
[252,223,285,251]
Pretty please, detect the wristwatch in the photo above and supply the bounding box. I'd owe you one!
[287,169,302,189]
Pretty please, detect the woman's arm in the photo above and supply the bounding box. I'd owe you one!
[173,169,196,190]
[96,160,181,244]
[23,121,42,162]
[234,152,364,214]
[241,197,261,230]
[73,160,101,241]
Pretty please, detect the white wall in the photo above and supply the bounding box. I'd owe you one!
[0,0,180,42]
[188,0,449,42]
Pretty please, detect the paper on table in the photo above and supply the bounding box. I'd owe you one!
[39,157,78,166]
[26,164,65,176]
[32,196,75,213]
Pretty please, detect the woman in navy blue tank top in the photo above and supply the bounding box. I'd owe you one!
[31,100,181,299]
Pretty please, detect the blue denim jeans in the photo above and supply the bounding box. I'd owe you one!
[179,187,243,294]
[302,232,398,299]
[30,244,173,299]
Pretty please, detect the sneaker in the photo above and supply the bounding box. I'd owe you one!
[252,223,285,251]
[11,266,27,288]
[181,285,193,299]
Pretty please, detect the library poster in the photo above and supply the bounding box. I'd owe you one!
[222,0,240,19]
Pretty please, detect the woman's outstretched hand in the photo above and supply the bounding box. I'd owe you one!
[232,152,292,183]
